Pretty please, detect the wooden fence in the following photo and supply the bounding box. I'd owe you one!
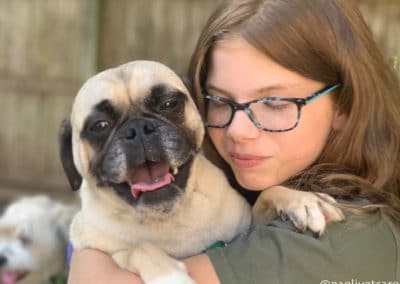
[357,0,400,64]
[0,0,399,207]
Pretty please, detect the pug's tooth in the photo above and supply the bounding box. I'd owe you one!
[172,167,178,176]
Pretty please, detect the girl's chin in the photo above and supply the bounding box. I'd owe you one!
[229,161,279,190]
[235,174,277,191]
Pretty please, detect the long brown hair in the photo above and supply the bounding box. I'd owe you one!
[188,0,400,221]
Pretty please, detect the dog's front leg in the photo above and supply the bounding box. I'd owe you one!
[252,186,345,236]
[112,243,195,284]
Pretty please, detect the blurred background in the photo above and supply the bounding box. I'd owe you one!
[0,0,399,209]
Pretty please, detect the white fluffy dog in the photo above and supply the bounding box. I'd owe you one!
[0,195,78,284]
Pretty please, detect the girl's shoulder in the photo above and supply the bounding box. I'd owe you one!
[207,200,399,283]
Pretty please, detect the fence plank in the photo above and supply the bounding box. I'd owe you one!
[0,0,100,205]
[0,91,73,186]
[99,0,217,74]
[357,0,400,60]
[0,0,99,81]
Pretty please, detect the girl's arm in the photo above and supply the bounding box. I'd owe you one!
[67,248,220,284]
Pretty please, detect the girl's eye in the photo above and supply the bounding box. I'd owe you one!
[90,120,110,132]
[208,98,229,109]
[262,101,292,111]
[160,99,178,111]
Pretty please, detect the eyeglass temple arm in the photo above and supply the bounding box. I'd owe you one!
[305,83,341,104]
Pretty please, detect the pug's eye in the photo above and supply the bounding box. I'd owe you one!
[90,120,110,132]
[160,98,178,111]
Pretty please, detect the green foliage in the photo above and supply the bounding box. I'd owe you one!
[50,274,68,284]
[393,55,400,72]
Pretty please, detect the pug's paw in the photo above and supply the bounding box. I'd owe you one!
[112,243,194,284]
[252,186,345,237]
[112,249,138,272]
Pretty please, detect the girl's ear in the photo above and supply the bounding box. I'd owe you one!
[332,110,347,130]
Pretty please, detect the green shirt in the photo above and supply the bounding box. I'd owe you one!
[207,204,400,284]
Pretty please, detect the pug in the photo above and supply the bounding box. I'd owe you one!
[59,60,344,284]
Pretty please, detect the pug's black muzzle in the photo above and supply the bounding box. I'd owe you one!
[93,117,195,207]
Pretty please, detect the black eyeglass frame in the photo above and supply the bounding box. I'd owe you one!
[204,83,341,132]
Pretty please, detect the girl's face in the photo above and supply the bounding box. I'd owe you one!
[205,39,342,190]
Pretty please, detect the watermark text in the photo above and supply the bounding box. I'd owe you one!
[320,280,399,284]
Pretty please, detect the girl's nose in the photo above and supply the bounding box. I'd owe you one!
[226,109,260,141]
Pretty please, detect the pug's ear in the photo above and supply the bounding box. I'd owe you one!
[59,116,82,191]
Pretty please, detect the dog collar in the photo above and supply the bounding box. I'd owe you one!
[206,241,227,251]
[206,230,251,252]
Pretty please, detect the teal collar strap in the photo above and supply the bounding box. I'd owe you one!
[206,241,227,251]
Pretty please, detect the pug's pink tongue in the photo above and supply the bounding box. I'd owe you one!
[130,173,174,198]
[1,271,24,284]
[129,163,174,199]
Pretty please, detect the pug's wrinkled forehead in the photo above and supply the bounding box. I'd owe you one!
[71,61,199,133]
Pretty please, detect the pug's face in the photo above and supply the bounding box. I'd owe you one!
[60,61,204,208]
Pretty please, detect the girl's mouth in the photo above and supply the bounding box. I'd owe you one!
[229,153,269,168]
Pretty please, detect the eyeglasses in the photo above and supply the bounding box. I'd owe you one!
[204,83,341,132]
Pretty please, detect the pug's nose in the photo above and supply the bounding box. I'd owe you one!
[0,255,7,267]
[124,119,156,141]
